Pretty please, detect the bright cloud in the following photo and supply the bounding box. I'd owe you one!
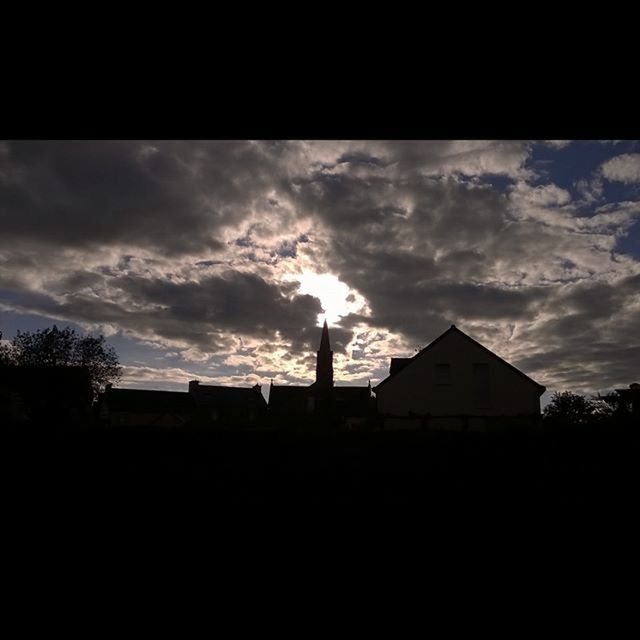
[601,153,640,184]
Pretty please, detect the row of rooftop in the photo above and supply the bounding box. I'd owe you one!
[2,323,638,430]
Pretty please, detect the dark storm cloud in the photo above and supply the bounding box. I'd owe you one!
[2,268,324,355]
[288,169,520,342]
[329,279,547,346]
[111,270,322,337]
[336,152,390,168]
[0,141,278,255]
[564,273,640,314]
[326,141,530,178]
[292,167,508,252]
[391,282,546,322]
[514,341,640,391]
[508,274,640,390]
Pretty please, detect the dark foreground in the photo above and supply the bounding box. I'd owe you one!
[6,421,640,623]
[6,421,640,522]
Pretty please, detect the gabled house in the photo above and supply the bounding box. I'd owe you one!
[374,325,546,431]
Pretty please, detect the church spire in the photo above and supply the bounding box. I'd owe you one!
[315,319,333,390]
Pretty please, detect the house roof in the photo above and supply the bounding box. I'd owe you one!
[103,389,195,413]
[191,384,267,410]
[374,325,546,394]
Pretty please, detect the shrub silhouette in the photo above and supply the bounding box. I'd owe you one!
[543,391,594,427]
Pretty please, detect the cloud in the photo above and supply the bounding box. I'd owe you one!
[542,140,573,149]
[119,364,268,391]
[1,141,639,394]
[367,140,532,179]
[282,146,640,393]
[601,153,640,184]
[1,268,324,354]
[508,273,640,393]
[0,141,284,255]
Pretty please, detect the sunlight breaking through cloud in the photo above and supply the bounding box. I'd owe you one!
[1,140,639,398]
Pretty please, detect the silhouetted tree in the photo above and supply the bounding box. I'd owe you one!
[3,325,122,399]
[543,391,594,427]
[598,391,626,413]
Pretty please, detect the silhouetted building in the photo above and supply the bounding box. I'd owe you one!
[375,325,546,431]
[0,365,92,426]
[269,320,373,428]
[332,384,373,428]
[188,380,267,427]
[614,383,640,417]
[315,320,334,393]
[389,358,411,376]
[98,387,196,427]
[98,380,268,428]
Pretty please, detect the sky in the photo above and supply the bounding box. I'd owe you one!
[1,140,639,406]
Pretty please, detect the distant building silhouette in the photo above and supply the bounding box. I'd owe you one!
[98,379,267,428]
[98,387,196,428]
[188,380,267,427]
[375,325,546,431]
[269,320,373,428]
[0,365,92,426]
[614,383,640,417]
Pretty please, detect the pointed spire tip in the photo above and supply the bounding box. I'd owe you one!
[319,319,331,351]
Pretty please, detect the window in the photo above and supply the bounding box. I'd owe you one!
[435,363,451,385]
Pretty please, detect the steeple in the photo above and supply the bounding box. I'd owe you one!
[315,319,333,390]
[319,319,331,352]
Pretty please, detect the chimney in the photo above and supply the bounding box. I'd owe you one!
[189,380,200,393]
[253,383,262,393]
[105,383,113,392]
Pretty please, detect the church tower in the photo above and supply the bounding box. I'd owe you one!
[315,319,334,391]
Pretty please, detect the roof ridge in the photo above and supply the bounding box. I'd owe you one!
[375,324,545,392]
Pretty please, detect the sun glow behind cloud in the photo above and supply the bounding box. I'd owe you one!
[295,272,358,326]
